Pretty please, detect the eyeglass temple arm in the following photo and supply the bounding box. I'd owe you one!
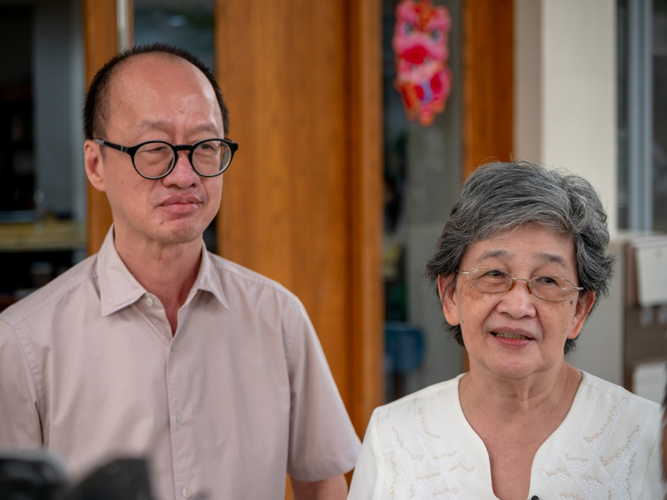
[93,139,128,154]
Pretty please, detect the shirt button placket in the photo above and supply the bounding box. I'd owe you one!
[183,487,193,498]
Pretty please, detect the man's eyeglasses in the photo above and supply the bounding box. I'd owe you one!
[458,267,584,303]
[94,138,238,180]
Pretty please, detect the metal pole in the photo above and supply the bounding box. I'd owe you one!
[628,0,653,232]
[117,0,131,52]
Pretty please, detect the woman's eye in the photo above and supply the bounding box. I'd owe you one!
[485,269,505,278]
[535,276,558,286]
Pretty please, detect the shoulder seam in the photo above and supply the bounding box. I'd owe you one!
[1,270,97,326]
[210,256,300,302]
[378,378,460,413]
[0,318,45,417]
[580,378,662,410]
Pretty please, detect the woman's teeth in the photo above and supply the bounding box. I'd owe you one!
[493,332,529,340]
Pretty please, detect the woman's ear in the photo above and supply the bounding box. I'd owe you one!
[567,290,596,340]
[438,274,460,326]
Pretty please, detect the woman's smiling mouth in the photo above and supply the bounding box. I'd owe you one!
[492,331,531,340]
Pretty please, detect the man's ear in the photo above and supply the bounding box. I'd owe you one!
[567,290,596,340]
[438,274,460,326]
[84,140,107,192]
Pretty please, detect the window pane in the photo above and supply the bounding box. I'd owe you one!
[654,0,667,232]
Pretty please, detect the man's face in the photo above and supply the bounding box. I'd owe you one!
[85,54,224,247]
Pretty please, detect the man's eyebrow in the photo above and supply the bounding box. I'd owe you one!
[136,120,171,133]
[135,121,221,136]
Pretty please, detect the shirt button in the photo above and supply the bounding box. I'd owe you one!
[145,297,154,307]
[183,488,192,498]
[171,344,178,352]
[176,415,186,425]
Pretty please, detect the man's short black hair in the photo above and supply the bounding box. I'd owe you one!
[83,43,229,140]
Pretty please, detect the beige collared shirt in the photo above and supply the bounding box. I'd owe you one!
[0,229,360,500]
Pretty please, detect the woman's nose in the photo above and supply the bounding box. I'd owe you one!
[508,278,533,295]
[499,278,537,318]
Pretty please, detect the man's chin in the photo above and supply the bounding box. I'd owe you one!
[153,220,208,246]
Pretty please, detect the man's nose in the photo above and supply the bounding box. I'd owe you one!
[163,151,197,187]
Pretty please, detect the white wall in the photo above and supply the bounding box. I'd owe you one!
[515,0,617,235]
[514,0,622,385]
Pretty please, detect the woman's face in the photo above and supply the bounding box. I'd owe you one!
[440,224,596,380]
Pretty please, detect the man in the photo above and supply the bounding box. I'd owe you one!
[0,44,360,499]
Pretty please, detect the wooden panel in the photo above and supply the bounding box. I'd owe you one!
[215,0,383,485]
[83,0,117,254]
[462,0,514,178]
[216,1,382,495]
[216,0,350,396]
[83,0,133,254]
[346,0,384,437]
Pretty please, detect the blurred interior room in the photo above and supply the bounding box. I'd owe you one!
[1,1,666,496]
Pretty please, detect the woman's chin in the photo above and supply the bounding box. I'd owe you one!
[472,354,549,381]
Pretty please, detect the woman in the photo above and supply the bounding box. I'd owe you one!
[349,162,665,499]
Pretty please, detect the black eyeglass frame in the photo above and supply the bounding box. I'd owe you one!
[458,267,584,303]
[93,138,238,180]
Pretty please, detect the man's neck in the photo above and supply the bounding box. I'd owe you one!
[113,228,203,334]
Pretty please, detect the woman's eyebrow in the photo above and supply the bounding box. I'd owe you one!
[476,250,568,269]
[478,249,513,261]
[536,252,568,268]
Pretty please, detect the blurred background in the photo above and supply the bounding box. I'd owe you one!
[0,0,665,454]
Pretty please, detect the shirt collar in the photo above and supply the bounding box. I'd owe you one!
[97,226,229,316]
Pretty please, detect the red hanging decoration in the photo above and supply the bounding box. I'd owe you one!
[392,0,453,127]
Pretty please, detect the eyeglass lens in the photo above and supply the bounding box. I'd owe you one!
[468,267,574,302]
[134,140,232,178]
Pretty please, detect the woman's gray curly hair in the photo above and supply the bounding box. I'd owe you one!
[424,161,614,354]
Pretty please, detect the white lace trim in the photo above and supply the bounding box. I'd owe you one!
[380,390,479,499]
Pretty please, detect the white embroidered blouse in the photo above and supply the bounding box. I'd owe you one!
[348,371,665,500]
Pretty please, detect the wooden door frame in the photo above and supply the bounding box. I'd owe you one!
[463,0,514,179]
[84,0,133,255]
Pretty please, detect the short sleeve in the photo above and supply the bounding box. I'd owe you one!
[285,303,361,481]
[348,408,384,500]
[0,318,42,448]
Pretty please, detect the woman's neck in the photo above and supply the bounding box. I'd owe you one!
[459,361,582,418]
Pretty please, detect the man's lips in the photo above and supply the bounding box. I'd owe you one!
[159,194,204,207]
